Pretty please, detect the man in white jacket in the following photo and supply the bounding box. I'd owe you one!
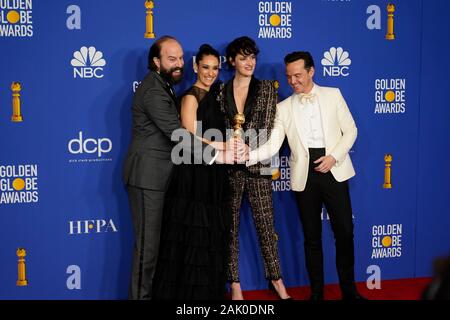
[246,51,365,300]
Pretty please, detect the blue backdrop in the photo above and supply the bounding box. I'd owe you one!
[1,0,449,299]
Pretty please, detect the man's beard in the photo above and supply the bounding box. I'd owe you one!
[159,66,184,85]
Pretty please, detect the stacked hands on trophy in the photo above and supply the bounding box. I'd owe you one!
[213,137,249,164]
[229,137,249,163]
[212,137,336,170]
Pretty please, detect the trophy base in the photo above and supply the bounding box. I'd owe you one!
[11,115,23,122]
[383,183,392,189]
[144,32,155,39]
[16,280,28,286]
[385,34,395,40]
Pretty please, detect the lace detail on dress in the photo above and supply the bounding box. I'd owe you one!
[185,86,208,104]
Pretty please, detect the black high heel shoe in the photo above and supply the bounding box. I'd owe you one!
[268,281,293,300]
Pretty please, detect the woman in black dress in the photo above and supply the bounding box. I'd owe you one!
[152,44,231,300]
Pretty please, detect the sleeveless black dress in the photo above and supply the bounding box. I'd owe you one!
[153,85,231,300]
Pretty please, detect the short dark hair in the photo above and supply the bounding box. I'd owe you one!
[148,35,178,71]
[284,51,315,70]
[226,36,259,68]
[195,44,220,65]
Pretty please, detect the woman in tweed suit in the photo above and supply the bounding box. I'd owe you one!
[216,36,291,300]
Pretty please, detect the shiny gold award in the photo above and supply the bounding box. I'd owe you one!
[386,3,395,40]
[233,113,245,139]
[144,1,155,39]
[16,248,28,286]
[383,154,393,189]
[11,82,23,122]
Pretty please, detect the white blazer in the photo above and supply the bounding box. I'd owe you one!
[248,84,357,192]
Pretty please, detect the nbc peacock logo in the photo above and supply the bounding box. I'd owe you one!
[321,47,351,77]
[71,46,106,79]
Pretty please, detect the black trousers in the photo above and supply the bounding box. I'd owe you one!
[127,185,165,300]
[294,148,357,296]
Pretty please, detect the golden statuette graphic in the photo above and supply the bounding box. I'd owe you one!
[386,3,395,40]
[16,248,28,286]
[271,168,280,180]
[383,154,393,189]
[11,82,23,122]
[233,113,245,139]
[144,1,155,39]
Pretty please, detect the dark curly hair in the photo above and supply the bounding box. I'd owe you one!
[225,36,259,68]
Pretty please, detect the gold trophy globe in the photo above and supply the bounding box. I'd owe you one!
[233,113,245,139]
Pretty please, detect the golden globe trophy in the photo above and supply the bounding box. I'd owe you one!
[11,82,23,122]
[233,113,245,139]
[386,3,395,40]
[383,154,393,189]
[16,248,28,286]
[144,1,155,39]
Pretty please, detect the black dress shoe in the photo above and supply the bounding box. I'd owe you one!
[309,293,324,301]
[342,292,368,300]
[268,281,293,300]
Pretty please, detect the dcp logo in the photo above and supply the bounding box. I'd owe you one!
[68,131,112,158]
[321,47,351,77]
[71,46,106,78]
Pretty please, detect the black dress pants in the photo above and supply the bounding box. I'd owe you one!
[294,148,357,296]
[127,185,165,300]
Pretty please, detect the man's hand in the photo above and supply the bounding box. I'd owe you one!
[314,155,336,173]
[209,140,226,150]
[215,149,235,164]
[232,138,249,163]
[226,137,240,151]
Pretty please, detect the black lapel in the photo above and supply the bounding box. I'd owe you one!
[225,79,238,121]
[244,76,259,118]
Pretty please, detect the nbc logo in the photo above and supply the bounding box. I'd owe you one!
[321,47,351,77]
[71,46,106,79]
[371,224,402,259]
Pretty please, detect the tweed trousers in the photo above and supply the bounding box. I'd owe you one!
[227,169,282,282]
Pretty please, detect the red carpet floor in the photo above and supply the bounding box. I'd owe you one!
[236,277,432,300]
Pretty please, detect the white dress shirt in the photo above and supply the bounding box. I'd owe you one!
[297,84,326,148]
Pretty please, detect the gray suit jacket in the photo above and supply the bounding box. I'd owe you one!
[123,71,216,191]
